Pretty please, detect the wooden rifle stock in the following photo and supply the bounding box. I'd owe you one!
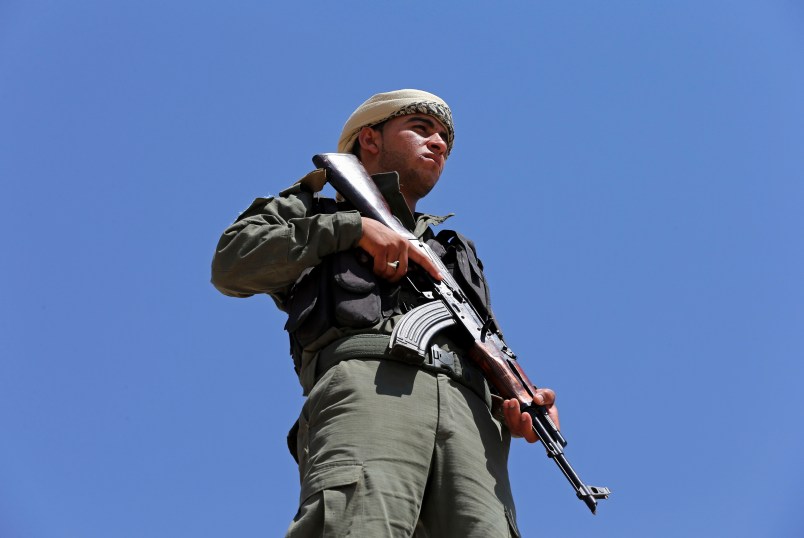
[312,152,610,514]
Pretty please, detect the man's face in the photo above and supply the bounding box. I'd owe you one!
[375,113,450,203]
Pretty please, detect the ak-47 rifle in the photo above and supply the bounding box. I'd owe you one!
[312,152,611,514]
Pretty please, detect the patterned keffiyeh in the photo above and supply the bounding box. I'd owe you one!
[337,89,454,157]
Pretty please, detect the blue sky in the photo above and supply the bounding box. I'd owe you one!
[2,1,803,536]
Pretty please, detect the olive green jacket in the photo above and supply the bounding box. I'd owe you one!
[211,169,452,392]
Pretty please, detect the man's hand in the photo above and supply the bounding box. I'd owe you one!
[357,217,443,282]
[502,389,559,443]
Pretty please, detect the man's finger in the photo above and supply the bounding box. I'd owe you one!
[533,388,556,407]
[503,400,521,437]
[502,399,537,443]
[534,388,560,430]
[408,242,442,281]
[519,412,538,443]
[385,251,408,282]
[390,253,409,283]
[373,249,389,276]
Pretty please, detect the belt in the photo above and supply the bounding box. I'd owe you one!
[313,334,491,408]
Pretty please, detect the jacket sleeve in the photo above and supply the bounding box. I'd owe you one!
[210,183,363,304]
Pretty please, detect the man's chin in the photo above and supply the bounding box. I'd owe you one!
[400,174,439,200]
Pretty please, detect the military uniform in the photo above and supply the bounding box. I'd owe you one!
[212,170,521,537]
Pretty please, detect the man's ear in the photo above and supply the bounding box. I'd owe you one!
[356,126,381,156]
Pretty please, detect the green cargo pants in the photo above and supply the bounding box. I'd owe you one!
[286,358,520,537]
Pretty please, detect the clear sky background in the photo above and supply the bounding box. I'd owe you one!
[2,1,803,537]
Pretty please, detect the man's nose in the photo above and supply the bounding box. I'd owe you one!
[428,133,447,155]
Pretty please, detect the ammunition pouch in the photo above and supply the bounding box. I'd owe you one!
[283,217,497,375]
[430,230,496,326]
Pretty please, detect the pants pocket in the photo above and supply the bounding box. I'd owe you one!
[288,460,364,537]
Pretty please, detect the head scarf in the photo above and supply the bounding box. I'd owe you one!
[337,89,454,157]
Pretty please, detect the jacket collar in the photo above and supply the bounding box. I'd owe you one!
[372,172,453,237]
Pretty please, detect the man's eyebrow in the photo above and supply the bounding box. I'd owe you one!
[406,115,448,136]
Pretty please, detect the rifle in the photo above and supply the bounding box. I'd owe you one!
[312,152,611,514]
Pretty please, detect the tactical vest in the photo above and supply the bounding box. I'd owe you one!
[282,199,498,375]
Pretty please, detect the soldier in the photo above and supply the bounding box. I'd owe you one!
[211,89,558,537]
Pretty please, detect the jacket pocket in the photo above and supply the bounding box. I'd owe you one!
[332,251,381,327]
[284,266,328,348]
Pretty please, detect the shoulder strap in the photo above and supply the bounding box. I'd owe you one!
[432,229,493,321]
